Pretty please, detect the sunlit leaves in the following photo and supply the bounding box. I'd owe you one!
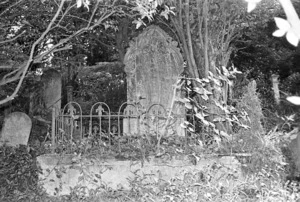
[285,114,295,122]
[180,121,195,132]
[76,0,90,10]
[273,18,290,37]
[160,5,175,20]
[195,112,209,126]
[286,31,299,47]
[212,117,226,122]
[193,87,212,101]
[273,17,299,46]
[287,96,300,105]
[244,0,300,46]
[133,18,146,29]
[244,0,262,13]
[185,102,193,109]
[178,64,250,148]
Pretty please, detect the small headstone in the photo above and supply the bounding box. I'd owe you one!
[0,112,32,147]
[41,69,62,115]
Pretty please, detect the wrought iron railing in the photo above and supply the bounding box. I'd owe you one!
[50,101,192,154]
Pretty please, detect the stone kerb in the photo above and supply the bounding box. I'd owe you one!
[0,112,32,147]
[37,154,242,196]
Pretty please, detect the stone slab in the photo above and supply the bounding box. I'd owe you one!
[37,154,241,196]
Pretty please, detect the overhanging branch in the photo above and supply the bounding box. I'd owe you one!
[0,31,26,45]
[0,0,66,105]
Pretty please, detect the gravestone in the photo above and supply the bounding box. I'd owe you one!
[41,69,62,115]
[0,112,32,146]
[124,25,185,136]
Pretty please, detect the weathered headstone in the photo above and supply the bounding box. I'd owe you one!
[0,112,32,146]
[41,69,62,115]
[124,25,185,136]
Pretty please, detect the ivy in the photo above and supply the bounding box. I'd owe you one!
[178,66,250,149]
[0,145,45,201]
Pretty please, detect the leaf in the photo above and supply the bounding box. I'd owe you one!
[180,123,187,129]
[188,127,195,132]
[209,122,215,128]
[185,102,193,109]
[214,136,222,146]
[194,87,204,94]
[195,113,209,125]
[202,78,210,83]
[290,134,298,140]
[82,0,90,11]
[195,113,204,120]
[214,128,220,135]
[160,11,169,20]
[246,1,260,13]
[133,19,145,29]
[212,78,221,86]
[201,94,209,101]
[285,114,295,121]
[76,0,82,8]
[286,30,299,46]
[272,29,286,37]
[220,131,230,140]
[287,96,300,105]
[274,17,290,33]
[202,119,209,126]
[184,98,190,103]
[193,87,204,94]
[213,117,225,122]
[195,78,203,83]
[203,88,212,95]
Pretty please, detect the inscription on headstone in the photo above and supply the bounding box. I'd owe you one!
[0,112,32,146]
[124,26,185,136]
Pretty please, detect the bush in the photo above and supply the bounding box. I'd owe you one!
[0,144,47,202]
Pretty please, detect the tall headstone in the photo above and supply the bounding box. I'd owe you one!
[41,69,62,115]
[0,112,32,146]
[124,26,185,136]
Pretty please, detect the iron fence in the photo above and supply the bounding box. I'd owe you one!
[50,101,206,155]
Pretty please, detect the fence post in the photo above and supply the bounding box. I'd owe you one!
[51,107,56,153]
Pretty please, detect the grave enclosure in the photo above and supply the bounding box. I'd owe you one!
[0,25,299,198]
[0,26,243,196]
[50,25,187,150]
[38,26,220,196]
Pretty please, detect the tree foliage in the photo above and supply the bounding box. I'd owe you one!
[0,0,167,106]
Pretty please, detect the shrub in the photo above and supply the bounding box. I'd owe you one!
[226,80,264,153]
[0,144,47,202]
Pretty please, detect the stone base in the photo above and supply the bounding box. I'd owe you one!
[37,154,242,196]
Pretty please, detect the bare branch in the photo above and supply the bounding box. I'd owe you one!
[0,31,25,45]
[34,44,72,63]
[0,0,66,105]
[0,1,118,105]
[0,0,10,5]
[87,0,100,27]
[0,0,24,17]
